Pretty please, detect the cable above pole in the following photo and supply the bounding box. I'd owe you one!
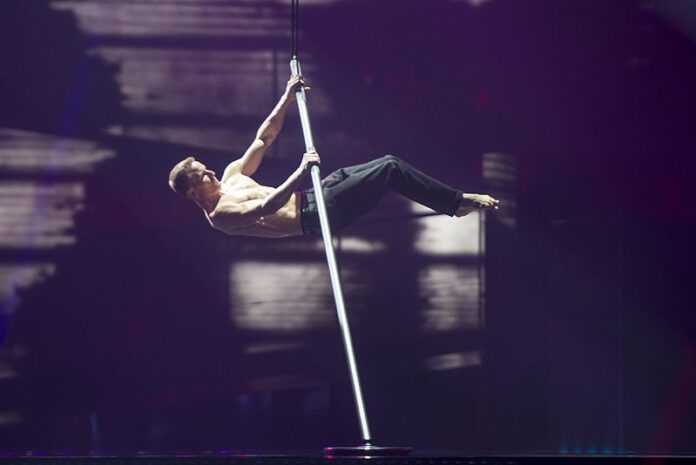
[291,0,298,59]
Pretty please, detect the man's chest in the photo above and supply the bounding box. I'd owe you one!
[223,175,272,200]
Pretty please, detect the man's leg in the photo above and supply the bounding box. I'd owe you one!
[320,157,390,188]
[323,155,463,229]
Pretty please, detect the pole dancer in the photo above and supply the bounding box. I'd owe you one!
[166,79,498,237]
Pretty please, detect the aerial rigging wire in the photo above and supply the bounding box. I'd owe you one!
[291,0,299,59]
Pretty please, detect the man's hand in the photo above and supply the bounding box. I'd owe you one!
[285,75,310,101]
[300,151,320,174]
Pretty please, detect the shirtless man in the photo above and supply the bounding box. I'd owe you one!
[168,75,499,238]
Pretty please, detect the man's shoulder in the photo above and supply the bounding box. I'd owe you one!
[222,172,258,189]
[221,159,243,182]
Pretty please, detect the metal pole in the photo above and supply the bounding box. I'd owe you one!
[290,58,372,445]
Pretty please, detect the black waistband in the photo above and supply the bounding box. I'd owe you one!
[299,189,315,236]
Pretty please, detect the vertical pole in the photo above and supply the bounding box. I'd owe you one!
[290,58,372,445]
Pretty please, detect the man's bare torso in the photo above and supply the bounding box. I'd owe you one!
[207,173,303,238]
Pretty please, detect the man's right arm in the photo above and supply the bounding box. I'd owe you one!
[221,76,307,182]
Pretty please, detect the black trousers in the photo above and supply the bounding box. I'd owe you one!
[300,155,462,236]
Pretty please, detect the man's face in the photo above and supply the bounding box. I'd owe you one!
[186,160,220,199]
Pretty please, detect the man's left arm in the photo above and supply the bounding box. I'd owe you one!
[222,75,307,181]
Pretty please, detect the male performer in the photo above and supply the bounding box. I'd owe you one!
[168,76,499,238]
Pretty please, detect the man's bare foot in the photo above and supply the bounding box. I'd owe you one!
[455,193,500,217]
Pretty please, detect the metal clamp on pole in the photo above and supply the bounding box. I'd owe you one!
[290,57,372,446]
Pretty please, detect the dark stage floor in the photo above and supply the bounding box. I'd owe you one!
[0,452,693,465]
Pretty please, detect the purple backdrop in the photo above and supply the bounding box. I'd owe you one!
[0,0,695,456]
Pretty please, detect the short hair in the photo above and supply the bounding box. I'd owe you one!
[168,156,195,197]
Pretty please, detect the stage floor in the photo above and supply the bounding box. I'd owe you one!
[0,452,694,465]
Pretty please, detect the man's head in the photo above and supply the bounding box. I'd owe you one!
[168,156,221,202]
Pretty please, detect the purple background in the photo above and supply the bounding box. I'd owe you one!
[1,0,695,456]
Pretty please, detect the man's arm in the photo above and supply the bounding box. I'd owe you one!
[215,152,320,229]
[221,75,307,181]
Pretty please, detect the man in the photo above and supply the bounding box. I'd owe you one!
[168,75,499,238]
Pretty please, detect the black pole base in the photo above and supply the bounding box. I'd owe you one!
[324,444,412,458]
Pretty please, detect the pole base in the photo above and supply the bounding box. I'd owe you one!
[324,444,412,457]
